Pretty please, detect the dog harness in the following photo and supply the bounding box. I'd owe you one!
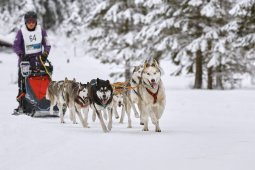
[131,79,140,96]
[75,96,89,108]
[21,25,42,54]
[145,86,159,104]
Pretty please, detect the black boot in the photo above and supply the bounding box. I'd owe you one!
[12,102,24,115]
[13,91,24,115]
[12,106,22,115]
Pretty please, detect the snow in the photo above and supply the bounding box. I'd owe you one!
[1,34,255,170]
[207,53,219,68]
[188,0,203,7]
[229,0,255,16]
[201,2,216,17]
[0,33,15,45]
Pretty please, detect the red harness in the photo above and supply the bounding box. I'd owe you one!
[145,86,159,104]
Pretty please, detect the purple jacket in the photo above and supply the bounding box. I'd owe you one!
[13,26,51,68]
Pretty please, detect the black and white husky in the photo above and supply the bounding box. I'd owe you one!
[138,59,166,132]
[88,78,113,133]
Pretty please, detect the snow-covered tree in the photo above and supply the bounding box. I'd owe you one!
[87,0,150,81]
[136,0,237,89]
[0,0,100,33]
[228,0,255,85]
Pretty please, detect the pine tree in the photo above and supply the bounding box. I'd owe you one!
[136,0,235,89]
[228,0,255,85]
[87,0,149,81]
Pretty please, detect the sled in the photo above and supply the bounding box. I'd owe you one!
[15,60,64,117]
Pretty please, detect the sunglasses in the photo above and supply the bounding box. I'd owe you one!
[26,19,36,24]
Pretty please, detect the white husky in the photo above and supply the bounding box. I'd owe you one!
[121,65,143,126]
[129,65,143,119]
[112,88,132,128]
[138,59,166,132]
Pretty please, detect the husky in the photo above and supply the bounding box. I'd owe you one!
[125,65,143,121]
[113,82,134,128]
[88,78,113,133]
[46,80,67,122]
[64,78,90,128]
[138,59,166,132]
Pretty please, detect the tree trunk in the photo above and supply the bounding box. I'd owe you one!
[194,50,203,89]
[124,57,131,82]
[216,65,224,90]
[207,67,213,89]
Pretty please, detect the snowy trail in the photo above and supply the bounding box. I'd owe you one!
[1,39,255,170]
[1,87,255,170]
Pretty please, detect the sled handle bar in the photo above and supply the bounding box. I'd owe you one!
[20,61,31,77]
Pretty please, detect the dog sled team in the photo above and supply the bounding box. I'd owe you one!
[46,59,166,133]
[12,11,165,133]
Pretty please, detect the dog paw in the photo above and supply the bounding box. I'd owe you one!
[84,123,90,128]
[155,127,161,132]
[82,124,90,128]
[108,125,112,131]
[140,122,144,125]
[127,125,132,128]
[142,128,149,131]
[103,129,109,133]
[115,116,119,119]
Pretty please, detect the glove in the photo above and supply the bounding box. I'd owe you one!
[41,52,48,62]
[20,54,29,61]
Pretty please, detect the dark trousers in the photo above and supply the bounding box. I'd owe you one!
[17,68,25,99]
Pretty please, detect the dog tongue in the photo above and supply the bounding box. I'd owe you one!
[152,82,157,88]
[102,99,108,104]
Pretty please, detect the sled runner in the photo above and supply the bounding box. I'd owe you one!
[14,59,62,117]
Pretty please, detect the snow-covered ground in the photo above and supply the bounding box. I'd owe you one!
[1,34,255,170]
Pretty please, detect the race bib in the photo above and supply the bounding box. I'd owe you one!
[21,25,42,54]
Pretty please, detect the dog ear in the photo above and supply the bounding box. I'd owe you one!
[64,77,68,83]
[106,80,110,84]
[73,78,76,82]
[152,59,159,68]
[132,66,137,73]
[143,60,147,69]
